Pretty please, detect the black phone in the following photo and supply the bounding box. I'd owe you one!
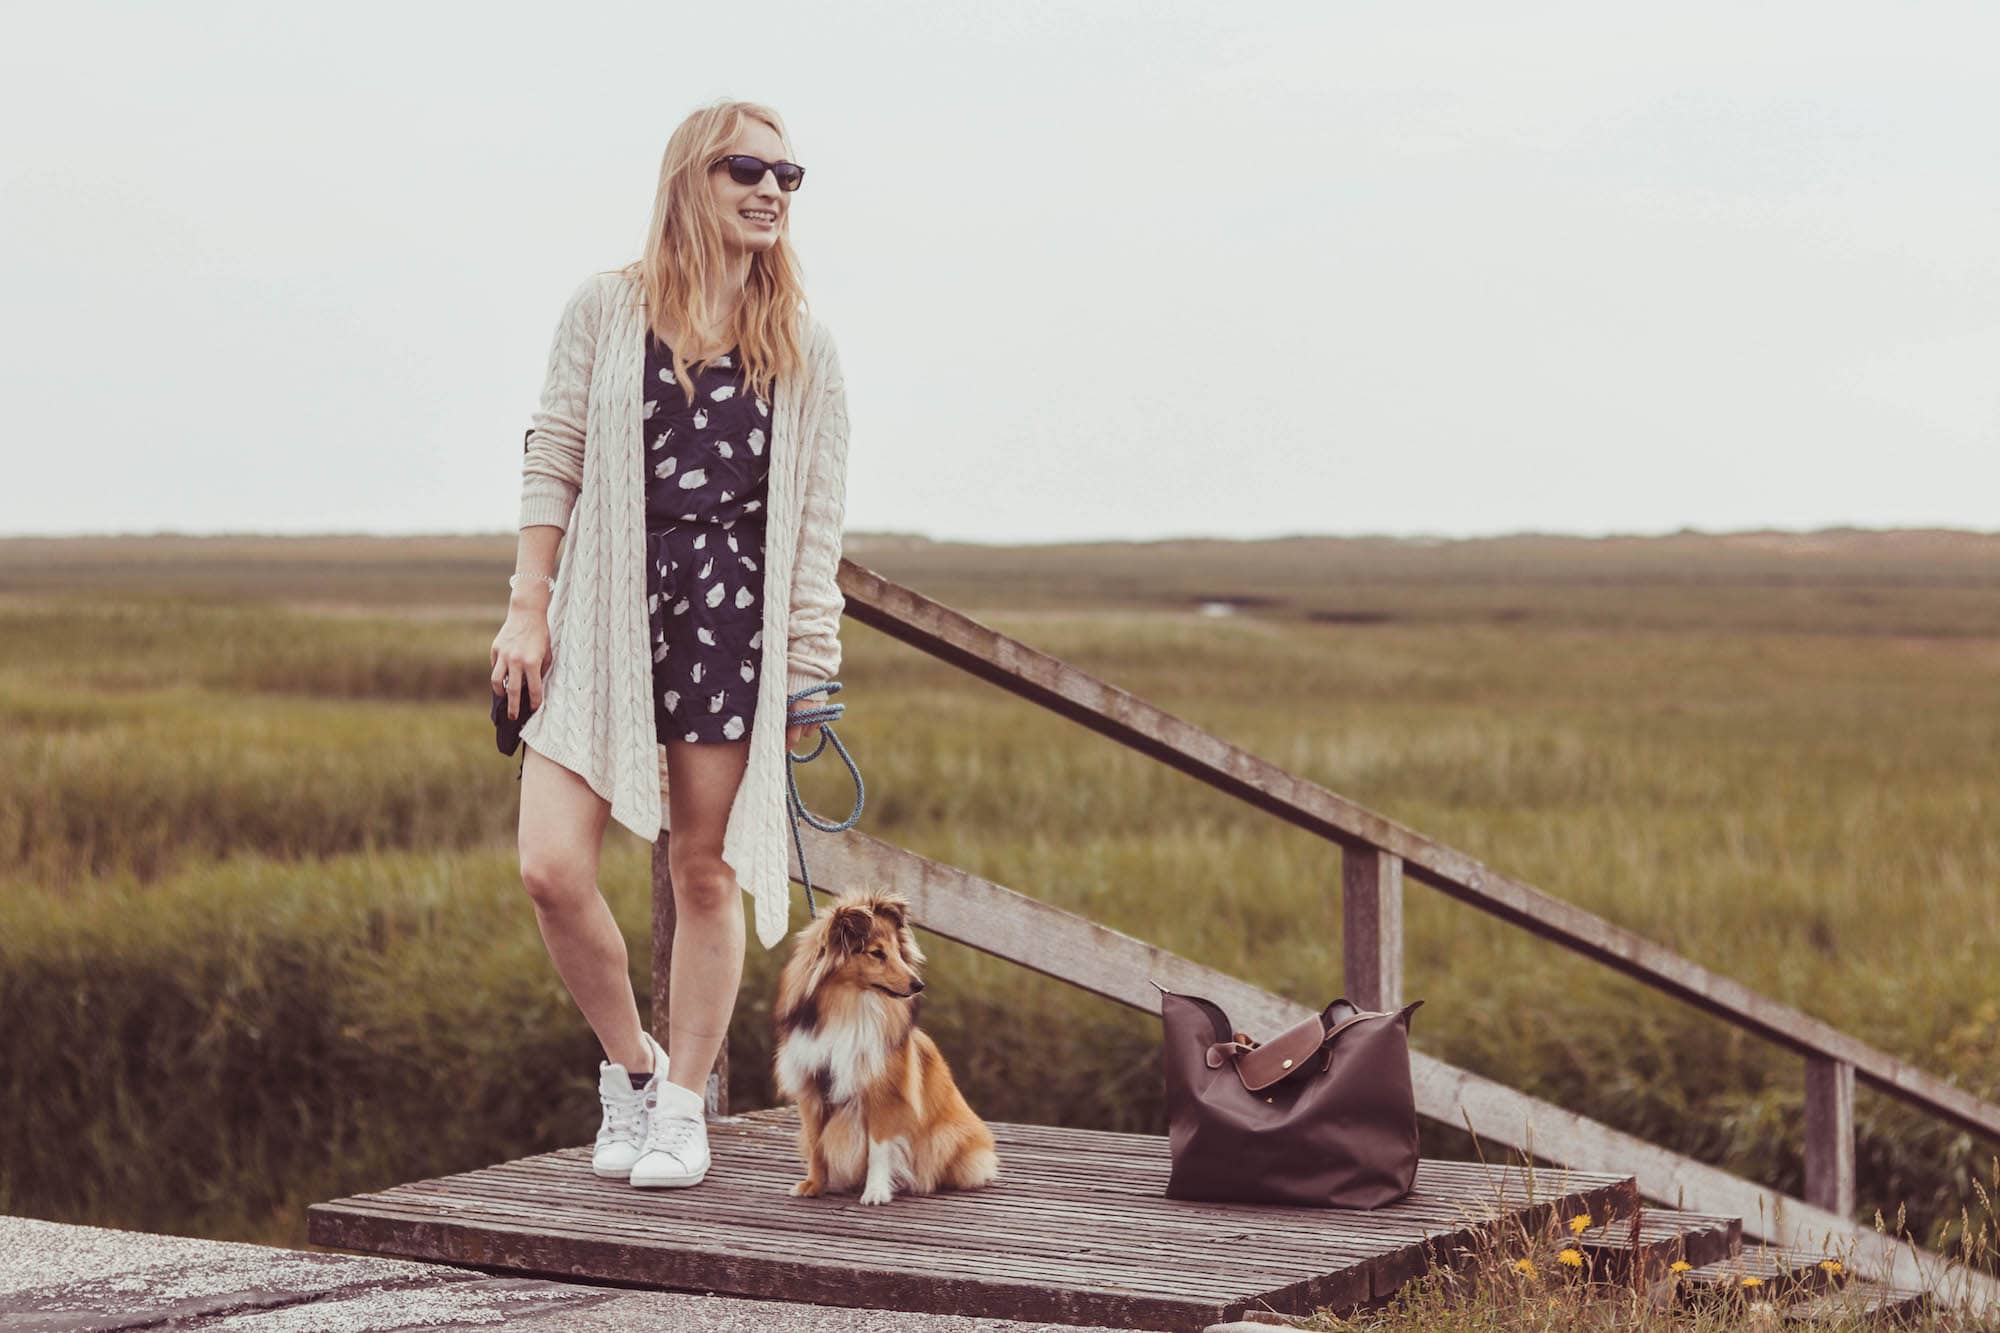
[491,686,537,757]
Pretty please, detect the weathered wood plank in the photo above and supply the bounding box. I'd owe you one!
[521,1120,1578,1255]
[312,1201,1226,1330]
[1574,1207,1742,1282]
[1341,845,1403,1011]
[1804,1054,1856,1218]
[497,1147,1605,1273]
[309,1105,1636,1331]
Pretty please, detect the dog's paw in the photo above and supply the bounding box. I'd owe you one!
[858,1182,893,1206]
[790,1177,824,1198]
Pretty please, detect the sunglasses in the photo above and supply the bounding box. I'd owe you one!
[713,154,805,192]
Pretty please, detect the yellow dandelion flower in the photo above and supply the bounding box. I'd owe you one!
[1513,1257,1537,1276]
[1740,1275,1763,1287]
[1670,1259,1692,1273]
[1568,1212,1592,1234]
[1558,1248,1584,1268]
[1818,1259,1843,1274]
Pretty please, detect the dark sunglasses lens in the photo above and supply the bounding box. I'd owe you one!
[726,156,804,191]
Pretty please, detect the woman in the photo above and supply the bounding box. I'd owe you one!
[487,98,850,1191]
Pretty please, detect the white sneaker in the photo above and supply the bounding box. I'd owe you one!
[592,1029,668,1179]
[629,1077,710,1188]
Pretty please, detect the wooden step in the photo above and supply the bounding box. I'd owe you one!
[1780,1276,1931,1325]
[1573,1205,1741,1282]
[1678,1242,1850,1307]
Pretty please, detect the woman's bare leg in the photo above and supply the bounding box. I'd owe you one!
[659,736,751,1098]
[516,743,655,1076]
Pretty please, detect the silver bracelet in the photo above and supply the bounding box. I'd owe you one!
[509,573,556,594]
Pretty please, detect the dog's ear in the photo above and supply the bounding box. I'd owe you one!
[873,896,908,930]
[829,904,873,955]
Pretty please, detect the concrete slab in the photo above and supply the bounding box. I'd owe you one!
[0,1214,1159,1332]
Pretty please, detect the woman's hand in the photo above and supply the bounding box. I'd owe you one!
[490,602,553,719]
[785,714,822,751]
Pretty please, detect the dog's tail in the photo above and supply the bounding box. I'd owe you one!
[946,1142,1000,1190]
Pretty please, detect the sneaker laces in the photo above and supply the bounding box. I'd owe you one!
[641,1096,705,1165]
[597,1082,647,1144]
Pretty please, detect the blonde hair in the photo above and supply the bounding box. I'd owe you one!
[615,98,811,412]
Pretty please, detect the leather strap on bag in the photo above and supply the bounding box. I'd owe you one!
[1203,1009,1389,1092]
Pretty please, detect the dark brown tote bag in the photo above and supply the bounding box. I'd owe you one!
[1152,979,1425,1208]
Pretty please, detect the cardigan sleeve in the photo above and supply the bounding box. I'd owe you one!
[518,276,603,532]
[785,329,850,703]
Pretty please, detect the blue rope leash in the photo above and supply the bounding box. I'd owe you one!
[784,681,864,919]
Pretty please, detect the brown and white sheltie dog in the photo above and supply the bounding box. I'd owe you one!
[772,888,999,1205]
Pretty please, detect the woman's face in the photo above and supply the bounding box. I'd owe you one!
[710,123,792,257]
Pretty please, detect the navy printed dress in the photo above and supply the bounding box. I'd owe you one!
[642,330,772,744]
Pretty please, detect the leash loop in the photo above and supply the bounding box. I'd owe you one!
[785,680,864,919]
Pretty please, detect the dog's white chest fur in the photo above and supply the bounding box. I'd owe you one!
[777,993,894,1105]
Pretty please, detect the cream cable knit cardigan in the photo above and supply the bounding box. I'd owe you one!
[515,269,848,951]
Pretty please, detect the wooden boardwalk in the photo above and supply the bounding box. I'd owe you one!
[309,1106,1638,1331]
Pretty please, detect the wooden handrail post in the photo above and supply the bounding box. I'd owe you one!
[650,833,729,1117]
[1341,845,1404,1011]
[1804,1054,1855,1217]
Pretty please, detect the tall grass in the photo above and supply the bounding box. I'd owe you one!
[1,532,1995,1276]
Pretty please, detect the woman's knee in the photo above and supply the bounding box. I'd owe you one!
[667,852,738,913]
[518,836,598,910]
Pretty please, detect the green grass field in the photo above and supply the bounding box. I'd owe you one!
[2,527,1995,1269]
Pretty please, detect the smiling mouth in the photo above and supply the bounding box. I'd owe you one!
[871,983,918,999]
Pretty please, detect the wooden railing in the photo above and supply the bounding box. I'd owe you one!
[650,557,2000,1309]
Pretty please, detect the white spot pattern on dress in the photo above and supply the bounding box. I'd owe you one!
[654,457,677,480]
[641,328,769,753]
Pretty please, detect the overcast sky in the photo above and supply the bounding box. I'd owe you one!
[4,1,1995,543]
